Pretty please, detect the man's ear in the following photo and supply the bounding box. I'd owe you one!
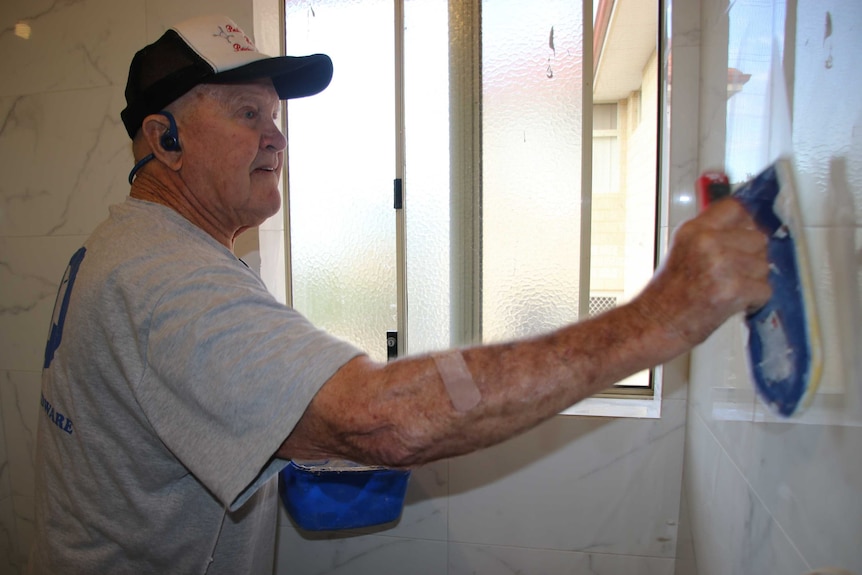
[141,112,182,169]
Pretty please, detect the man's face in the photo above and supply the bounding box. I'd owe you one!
[177,79,286,234]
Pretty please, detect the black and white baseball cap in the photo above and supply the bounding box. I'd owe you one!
[121,14,333,138]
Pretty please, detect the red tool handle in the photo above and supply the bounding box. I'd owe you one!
[696,171,731,211]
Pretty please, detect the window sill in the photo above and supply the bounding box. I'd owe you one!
[559,365,670,419]
[560,395,661,419]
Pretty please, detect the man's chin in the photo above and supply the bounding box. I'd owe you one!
[253,184,282,215]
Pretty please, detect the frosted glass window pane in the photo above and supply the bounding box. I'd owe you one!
[482,0,584,342]
[404,0,451,354]
[285,0,395,362]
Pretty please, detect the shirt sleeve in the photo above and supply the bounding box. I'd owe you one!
[136,261,363,509]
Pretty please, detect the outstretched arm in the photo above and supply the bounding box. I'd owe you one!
[278,198,770,467]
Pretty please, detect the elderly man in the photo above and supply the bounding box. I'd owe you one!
[28,14,770,575]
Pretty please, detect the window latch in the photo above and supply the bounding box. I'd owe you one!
[393,178,403,210]
[386,331,398,361]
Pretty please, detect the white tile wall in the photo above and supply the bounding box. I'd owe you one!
[445,402,685,557]
[0,371,39,569]
[0,382,14,571]
[277,525,448,575]
[0,87,129,237]
[446,543,675,575]
[676,0,862,573]
[0,0,140,99]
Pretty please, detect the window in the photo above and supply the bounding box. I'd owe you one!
[592,104,620,196]
[282,0,659,397]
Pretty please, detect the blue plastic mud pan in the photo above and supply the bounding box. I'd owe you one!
[279,459,411,531]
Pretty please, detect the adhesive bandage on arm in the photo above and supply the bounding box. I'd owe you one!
[431,351,481,412]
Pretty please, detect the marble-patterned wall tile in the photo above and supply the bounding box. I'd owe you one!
[0,0,145,98]
[274,526,447,575]
[672,485,697,575]
[685,411,811,575]
[0,236,90,372]
[0,391,16,573]
[0,399,9,501]
[0,89,132,238]
[1,370,40,567]
[1,371,39,503]
[379,460,448,541]
[740,418,862,572]
[0,495,24,575]
[688,317,756,432]
[447,402,686,557]
[447,542,675,575]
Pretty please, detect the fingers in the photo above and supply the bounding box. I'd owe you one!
[681,230,769,313]
[681,206,771,299]
[696,200,771,301]
[698,196,761,232]
[640,201,773,346]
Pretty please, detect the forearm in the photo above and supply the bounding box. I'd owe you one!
[279,294,685,468]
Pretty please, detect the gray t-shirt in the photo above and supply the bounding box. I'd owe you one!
[28,198,362,574]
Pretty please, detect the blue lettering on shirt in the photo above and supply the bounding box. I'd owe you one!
[43,247,86,369]
[40,392,74,435]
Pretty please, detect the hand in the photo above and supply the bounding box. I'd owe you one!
[633,198,771,347]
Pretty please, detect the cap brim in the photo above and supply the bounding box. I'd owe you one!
[210,53,333,100]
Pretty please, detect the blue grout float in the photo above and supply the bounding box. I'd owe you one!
[697,157,823,417]
[279,459,411,531]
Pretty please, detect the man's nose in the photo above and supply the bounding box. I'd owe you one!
[263,122,287,152]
